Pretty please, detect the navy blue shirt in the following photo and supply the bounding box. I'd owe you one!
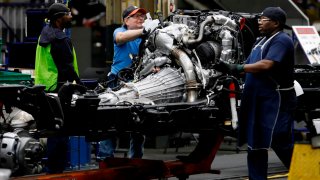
[245,32,294,91]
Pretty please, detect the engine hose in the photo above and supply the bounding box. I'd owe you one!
[171,48,198,102]
[182,16,215,46]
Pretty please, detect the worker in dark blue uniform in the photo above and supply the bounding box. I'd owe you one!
[215,7,296,180]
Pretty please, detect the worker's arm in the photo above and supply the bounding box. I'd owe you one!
[244,59,275,73]
[115,29,144,45]
[214,59,276,74]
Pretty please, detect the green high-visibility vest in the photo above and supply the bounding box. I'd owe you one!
[34,40,79,92]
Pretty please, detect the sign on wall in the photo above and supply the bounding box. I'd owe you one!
[292,26,320,64]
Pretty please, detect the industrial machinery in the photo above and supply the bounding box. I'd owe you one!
[1,8,318,179]
[0,85,45,176]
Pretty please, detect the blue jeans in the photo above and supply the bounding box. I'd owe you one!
[98,73,145,159]
[97,133,145,159]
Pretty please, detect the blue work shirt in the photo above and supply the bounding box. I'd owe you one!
[111,26,142,75]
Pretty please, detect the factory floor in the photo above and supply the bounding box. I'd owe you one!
[141,137,288,180]
[65,135,289,180]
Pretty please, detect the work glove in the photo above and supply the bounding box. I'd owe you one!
[214,61,244,75]
[142,19,160,35]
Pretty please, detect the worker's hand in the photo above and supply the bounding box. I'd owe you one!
[142,19,160,35]
[214,61,244,75]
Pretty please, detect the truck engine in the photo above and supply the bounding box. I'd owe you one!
[98,10,258,106]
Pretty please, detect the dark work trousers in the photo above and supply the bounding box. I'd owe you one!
[247,124,294,180]
[46,137,69,173]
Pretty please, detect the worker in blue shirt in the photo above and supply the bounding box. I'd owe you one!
[215,7,296,180]
[97,5,158,159]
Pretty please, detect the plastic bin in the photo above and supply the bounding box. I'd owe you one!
[68,136,91,168]
[0,71,32,84]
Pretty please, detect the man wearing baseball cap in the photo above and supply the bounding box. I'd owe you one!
[35,2,80,92]
[261,7,286,27]
[108,5,157,80]
[215,7,296,179]
[97,5,159,160]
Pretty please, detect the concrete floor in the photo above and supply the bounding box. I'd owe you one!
[139,136,288,180]
[30,135,289,180]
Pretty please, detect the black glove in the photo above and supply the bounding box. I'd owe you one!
[214,61,244,75]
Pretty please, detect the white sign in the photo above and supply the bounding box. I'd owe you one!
[292,26,320,64]
[313,118,320,134]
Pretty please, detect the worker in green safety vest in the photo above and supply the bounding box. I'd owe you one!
[35,2,81,92]
[34,3,82,174]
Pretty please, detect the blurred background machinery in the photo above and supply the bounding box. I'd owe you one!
[0,0,315,79]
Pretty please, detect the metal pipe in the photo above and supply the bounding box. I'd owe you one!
[171,48,198,102]
[182,16,215,46]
